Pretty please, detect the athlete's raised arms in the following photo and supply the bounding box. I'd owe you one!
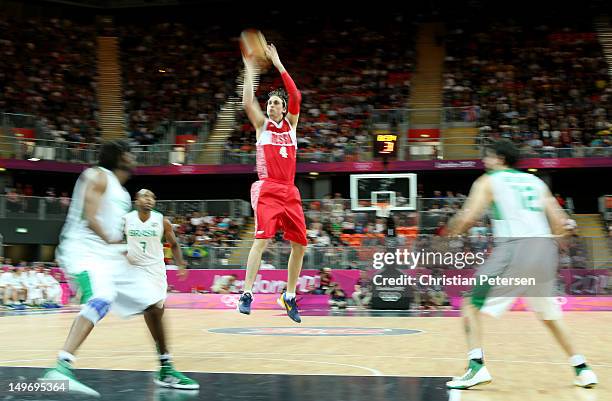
[265,44,301,128]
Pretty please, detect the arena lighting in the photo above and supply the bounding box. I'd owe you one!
[186,139,195,143]
[309,172,319,176]
[0,167,5,172]
[27,158,40,162]
[171,162,182,166]
[528,168,538,172]
[158,69,166,73]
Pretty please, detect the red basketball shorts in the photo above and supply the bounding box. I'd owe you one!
[250,179,307,246]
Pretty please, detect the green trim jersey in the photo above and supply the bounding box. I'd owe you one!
[125,210,165,268]
[488,169,551,238]
[59,167,132,246]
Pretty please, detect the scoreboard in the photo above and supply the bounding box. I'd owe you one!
[373,133,398,157]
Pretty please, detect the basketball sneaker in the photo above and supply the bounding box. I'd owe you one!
[154,364,200,390]
[574,365,598,388]
[40,360,100,397]
[277,292,301,323]
[237,292,253,315]
[446,360,492,389]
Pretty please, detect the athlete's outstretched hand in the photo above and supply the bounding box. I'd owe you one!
[265,44,285,72]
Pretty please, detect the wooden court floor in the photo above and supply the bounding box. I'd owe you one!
[0,309,609,401]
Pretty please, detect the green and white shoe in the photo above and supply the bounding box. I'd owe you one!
[40,360,100,397]
[574,366,598,388]
[446,360,492,389]
[154,364,200,390]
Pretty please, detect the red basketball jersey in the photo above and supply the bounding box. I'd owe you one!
[256,118,297,183]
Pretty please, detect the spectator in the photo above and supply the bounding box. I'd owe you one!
[0,266,17,306]
[312,267,333,295]
[352,270,372,309]
[328,282,348,309]
[41,268,62,307]
[23,265,44,306]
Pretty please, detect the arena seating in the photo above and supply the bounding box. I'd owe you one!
[444,17,610,155]
[0,17,99,143]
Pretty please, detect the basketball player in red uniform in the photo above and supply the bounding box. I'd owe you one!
[237,44,306,323]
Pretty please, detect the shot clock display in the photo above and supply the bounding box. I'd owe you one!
[374,133,398,157]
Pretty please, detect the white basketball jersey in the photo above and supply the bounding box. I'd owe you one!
[59,167,132,246]
[125,210,165,268]
[488,169,551,237]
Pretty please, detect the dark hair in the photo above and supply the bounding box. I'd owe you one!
[268,88,288,109]
[98,140,130,170]
[486,139,519,167]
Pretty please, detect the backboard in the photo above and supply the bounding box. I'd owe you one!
[350,173,417,211]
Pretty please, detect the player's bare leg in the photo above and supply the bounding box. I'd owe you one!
[243,238,270,292]
[237,238,269,315]
[62,316,95,355]
[144,305,199,390]
[144,305,168,355]
[277,241,306,323]
[462,300,483,351]
[541,319,598,387]
[286,241,305,294]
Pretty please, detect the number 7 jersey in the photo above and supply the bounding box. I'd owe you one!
[488,169,551,237]
[124,210,165,267]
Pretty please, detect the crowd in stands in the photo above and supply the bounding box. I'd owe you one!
[3,184,71,215]
[167,211,244,265]
[3,13,611,166]
[224,13,415,162]
[119,22,239,146]
[0,257,65,309]
[444,18,611,156]
[0,18,99,144]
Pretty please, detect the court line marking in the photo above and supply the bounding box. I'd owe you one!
[1,352,611,372]
[0,355,382,376]
[204,327,426,337]
[0,364,455,378]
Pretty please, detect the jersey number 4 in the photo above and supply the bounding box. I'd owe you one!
[279,146,288,158]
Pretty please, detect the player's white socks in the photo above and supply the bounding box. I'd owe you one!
[58,350,76,365]
[468,348,484,361]
[570,354,586,366]
[160,353,172,366]
[285,292,296,300]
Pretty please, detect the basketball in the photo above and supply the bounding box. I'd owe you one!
[240,29,270,68]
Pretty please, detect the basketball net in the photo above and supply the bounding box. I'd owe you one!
[375,202,391,218]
